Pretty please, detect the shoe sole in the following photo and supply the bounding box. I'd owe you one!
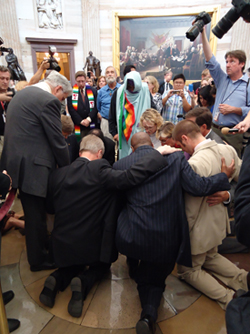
[39,276,56,308]
[68,277,83,318]
[136,320,153,334]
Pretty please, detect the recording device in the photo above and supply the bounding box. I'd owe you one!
[212,0,250,39]
[0,38,10,56]
[87,71,91,78]
[188,83,194,92]
[221,127,239,134]
[48,45,61,72]
[186,12,211,41]
[172,90,181,94]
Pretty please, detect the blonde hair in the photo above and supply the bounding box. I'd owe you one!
[156,121,175,139]
[145,76,159,94]
[139,108,163,130]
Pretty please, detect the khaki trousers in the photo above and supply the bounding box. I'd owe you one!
[178,246,248,310]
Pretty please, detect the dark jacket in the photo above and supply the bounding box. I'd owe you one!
[67,86,98,131]
[114,145,230,266]
[1,86,69,197]
[47,150,168,267]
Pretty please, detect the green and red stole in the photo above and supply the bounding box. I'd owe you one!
[118,91,135,149]
[72,84,94,141]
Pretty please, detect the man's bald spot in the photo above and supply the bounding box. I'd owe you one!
[131,132,152,150]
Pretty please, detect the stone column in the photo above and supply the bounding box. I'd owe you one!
[81,0,101,60]
[0,0,23,67]
[231,18,250,68]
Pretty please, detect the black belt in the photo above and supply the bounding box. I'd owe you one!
[212,123,234,130]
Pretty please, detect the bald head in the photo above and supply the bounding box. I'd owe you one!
[131,132,153,151]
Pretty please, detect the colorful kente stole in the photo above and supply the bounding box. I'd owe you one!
[118,91,135,149]
[72,84,95,141]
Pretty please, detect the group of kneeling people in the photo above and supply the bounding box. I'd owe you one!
[39,115,250,334]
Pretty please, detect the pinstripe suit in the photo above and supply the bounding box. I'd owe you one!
[113,145,231,321]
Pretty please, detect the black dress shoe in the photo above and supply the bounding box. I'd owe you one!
[30,261,56,272]
[3,290,14,305]
[136,315,156,334]
[39,275,58,308]
[8,318,20,333]
[68,277,84,318]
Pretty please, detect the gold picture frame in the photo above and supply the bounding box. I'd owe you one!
[112,7,220,83]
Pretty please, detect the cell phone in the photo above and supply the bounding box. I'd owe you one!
[87,71,91,78]
[172,90,180,94]
[188,83,193,92]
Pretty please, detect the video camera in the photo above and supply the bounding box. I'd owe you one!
[212,0,250,39]
[0,37,11,56]
[186,12,211,41]
[47,45,61,72]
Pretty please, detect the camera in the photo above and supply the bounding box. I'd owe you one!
[186,12,211,41]
[212,0,250,39]
[47,45,61,72]
[0,38,10,56]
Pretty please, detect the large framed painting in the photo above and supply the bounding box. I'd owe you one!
[112,7,220,83]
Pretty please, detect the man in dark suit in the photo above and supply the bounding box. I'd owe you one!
[0,71,72,271]
[113,132,232,334]
[0,66,15,155]
[67,71,98,138]
[158,69,173,95]
[39,134,169,317]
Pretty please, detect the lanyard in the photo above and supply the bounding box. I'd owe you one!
[221,80,243,104]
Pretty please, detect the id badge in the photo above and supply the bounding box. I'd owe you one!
[2,113,6,123]
[214,110,220,122]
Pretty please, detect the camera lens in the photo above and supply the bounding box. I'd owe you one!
[186,24,201,42]
[212,7,240,39]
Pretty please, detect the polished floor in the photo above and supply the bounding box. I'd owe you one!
[1,198,250,334]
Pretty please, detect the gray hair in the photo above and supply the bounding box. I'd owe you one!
[80,134,105,156]
[45,71,72,96]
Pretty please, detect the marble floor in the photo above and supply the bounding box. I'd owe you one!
[1,197,250,334]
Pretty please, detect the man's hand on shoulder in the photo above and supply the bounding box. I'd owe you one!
[221,157,235,178]
[157,145,181,155]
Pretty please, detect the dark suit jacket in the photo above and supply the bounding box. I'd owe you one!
[65,134,79,163]
[0,86,69,197]
[0,88,15,136]
[159,82,173,95]
[103,136,115,165]
[113,145,231,266]
[234,144,250,247]
[0,172,10,200]
[207,130,225,144]
[67,86,98,131]
[47,151,168,267]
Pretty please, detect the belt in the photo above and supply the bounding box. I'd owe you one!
[212,123,234,130]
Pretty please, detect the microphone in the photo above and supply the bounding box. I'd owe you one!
[221,127,239,135]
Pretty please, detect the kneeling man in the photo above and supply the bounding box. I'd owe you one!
[173,120,250,310]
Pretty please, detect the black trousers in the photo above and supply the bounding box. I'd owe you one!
[135,260,175,322]
[51,262,111,299]
[19,190,48,266]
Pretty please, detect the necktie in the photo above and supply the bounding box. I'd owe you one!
[80,89,85,102]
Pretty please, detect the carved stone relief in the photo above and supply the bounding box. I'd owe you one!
[36,0,63,29]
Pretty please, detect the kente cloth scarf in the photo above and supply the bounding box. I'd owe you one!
[72,84,94,140]
[119,92,135,146]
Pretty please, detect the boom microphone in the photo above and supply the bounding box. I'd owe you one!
[221,127,239,135]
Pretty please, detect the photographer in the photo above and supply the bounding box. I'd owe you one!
[162,73,192,124]
[200,25,250,157]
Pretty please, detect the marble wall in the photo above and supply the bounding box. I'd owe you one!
[0,0,249,80]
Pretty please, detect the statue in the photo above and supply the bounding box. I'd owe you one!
[83,51,97,74]
[5,49,27,81]
[94,58,102,77]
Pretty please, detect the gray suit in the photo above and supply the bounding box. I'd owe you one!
[1,86,70,265]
